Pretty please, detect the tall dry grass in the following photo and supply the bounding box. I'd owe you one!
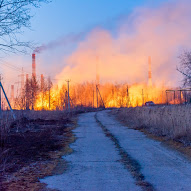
[0,107,92,174]
[0,110,70,174]
[0,112,15,174]
[115,105,191,145]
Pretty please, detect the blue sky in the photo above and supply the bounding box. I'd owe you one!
[25,0,168,45]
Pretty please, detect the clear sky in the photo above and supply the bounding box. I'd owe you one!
[25,0,168,44]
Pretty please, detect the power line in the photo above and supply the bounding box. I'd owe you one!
[0,60,50,81]
[0,60,31,74]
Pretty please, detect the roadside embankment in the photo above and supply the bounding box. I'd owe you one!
[0,110,77,191]
[112,105,191,157]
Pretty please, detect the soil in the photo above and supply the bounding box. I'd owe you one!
[0,114,77,191]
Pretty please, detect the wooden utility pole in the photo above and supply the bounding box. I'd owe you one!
[127,85,129,107]
[93,88,94,108]
[96,85,99,108]
[48,76,51,110]
[18,68,24,96]
[0,76,15,119]
[0,75,1,118]
[25,74,29,110]
[96,85,105,108]
[41,74,44,109]
[64,91,68,109]
[66,80,71,112]
[142,89,144,106]
[166,91,168,105]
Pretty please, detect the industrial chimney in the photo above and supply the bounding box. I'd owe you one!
[26,73,29,81]
[32,53,36,78]
[41,74,44,90]
[96,56,100,85]
[148,56,152,87]
[11,85,14,100]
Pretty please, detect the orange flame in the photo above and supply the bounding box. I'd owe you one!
[34,82,167,110]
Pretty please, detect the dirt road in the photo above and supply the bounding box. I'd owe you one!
[41,111,191,191]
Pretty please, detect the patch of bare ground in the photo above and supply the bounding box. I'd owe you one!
[111,106,191,161]
[0,111,77,191]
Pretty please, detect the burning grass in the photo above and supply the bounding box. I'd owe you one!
[33,82,168,110]
[113,105,191,146]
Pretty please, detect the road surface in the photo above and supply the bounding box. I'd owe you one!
[41,110,191,191]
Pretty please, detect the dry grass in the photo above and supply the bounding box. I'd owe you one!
[0,109,78,190]
[113,105,191,146]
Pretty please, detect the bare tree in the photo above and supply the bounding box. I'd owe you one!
[177,51,191,86]
[0,0,49,54]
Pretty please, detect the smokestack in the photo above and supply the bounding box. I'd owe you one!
[11,85,14,100]
[148,56,152,87]
[26,74,29,81]
[96,56,100,85]
[32,53,36,78]
[41,74,44,90]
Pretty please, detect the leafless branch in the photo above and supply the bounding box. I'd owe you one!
[0,0,49,54]
[178,50,191,86]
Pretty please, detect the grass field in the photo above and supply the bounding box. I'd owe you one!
[0,107,97,190]
[113,105,191,146]
[0,110,78,190]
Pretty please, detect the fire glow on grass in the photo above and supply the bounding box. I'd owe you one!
[34,82,167,110]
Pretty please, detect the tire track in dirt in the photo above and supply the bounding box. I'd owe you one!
[95,113,155,191]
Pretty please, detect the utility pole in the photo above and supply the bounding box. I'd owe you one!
[0,75,1,118]
[166,91,168,105]
[18,68,24,96]
[142,89,144,106]
[64,91,68,109]
[0,76,15,119]
[48,76,51,110]
[93,88,94,108]
[25,74,29,110]
[127,85,129,107]
[18,67,25,109]
[97,85,105,108]
[96,84,99,108]
[41,74,44,110]
[11,85,14,102]
[66,80,71,112]
[96,56,100,109]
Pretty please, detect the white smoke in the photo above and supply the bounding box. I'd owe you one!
[56,0,191,87]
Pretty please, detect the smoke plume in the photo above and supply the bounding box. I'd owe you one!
[33,32,85,53]
[55,0,191,87]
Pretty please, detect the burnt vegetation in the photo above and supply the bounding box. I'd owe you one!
[0,110,76,190]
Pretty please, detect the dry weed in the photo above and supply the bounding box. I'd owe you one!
[115,105,191,145]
